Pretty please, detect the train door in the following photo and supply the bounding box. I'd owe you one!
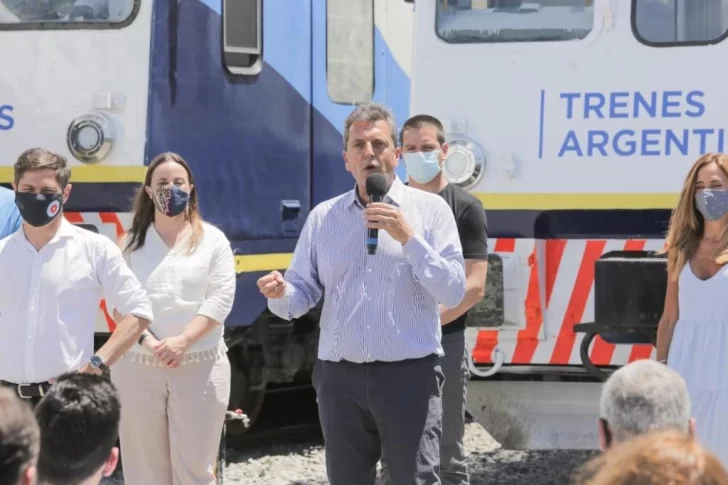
[311,0,414,204]
[142,0,314,330]
[147,0,313,248]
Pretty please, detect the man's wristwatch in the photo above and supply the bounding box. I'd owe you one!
[138,330,151,346]
[89,355,110,373]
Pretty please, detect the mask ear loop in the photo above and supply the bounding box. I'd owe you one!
[600,418,612,448]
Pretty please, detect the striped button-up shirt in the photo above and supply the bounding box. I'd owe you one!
[268,176,466,363]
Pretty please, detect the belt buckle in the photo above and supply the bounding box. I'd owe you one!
[17,383,42,399]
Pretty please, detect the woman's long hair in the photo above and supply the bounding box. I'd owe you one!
[664,152,728,281]
[123,152,204,255]
[571,429,728,485]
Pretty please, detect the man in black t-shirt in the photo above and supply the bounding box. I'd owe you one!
[378,115,489,485]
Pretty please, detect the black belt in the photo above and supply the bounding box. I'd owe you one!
[0,380,53,399]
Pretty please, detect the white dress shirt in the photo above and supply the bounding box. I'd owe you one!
[0,219,154,384]
[119,222,236,366]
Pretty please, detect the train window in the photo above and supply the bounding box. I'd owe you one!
[0,0,137,27]
[633,0,728,46]
[435,0,594,44]
[326,0,374,104]
[222,0,263,76]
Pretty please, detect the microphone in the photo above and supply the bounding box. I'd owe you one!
[365,173,389,255]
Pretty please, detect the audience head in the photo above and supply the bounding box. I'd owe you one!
[598,359,694,450]
[573,429,728,485]
[34,373,120,485]
[0,386,39,485]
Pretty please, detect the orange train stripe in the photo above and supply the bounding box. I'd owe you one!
[472,239,515,364]
[99,300,117,332]
[511,250,543,364]
[589,240,647,366]
[511,240,567,364]
[473,333,498,364]
[628,343,655,362]
[494,239,516,253]
[550,240,607,365]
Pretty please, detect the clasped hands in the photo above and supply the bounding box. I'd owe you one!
[142,334,190,369]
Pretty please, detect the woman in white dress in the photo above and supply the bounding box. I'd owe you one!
[658,152,728,466]
[109,152,236,485]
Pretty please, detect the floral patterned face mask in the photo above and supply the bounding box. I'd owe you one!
[153,184,190,217]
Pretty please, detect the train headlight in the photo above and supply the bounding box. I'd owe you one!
[442,137,486,191]
[67,112,115,164]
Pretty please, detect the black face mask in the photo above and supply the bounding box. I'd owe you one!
[15,191,64,227]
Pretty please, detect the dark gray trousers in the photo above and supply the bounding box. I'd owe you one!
[379,332,470,485]
[312,353,445,485]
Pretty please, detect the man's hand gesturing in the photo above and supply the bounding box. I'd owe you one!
[257,270,287,299]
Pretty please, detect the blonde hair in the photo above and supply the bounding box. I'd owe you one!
[572,429,728,485]
[663,152,728,281]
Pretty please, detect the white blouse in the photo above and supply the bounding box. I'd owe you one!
[120,221,236,366]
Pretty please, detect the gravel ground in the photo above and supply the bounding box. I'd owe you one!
[101,422,598,485]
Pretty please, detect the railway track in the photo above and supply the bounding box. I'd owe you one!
[226,382,323,450]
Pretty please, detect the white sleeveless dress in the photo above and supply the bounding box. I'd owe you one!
[668,261,728,465]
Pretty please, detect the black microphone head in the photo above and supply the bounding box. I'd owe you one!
[366,173,388,197]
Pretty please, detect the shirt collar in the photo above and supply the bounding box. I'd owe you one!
[13,216,76,248]
[54,217,76,240]
[347,175,405,211]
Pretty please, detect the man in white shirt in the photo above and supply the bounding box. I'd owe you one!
[0,148,154,404]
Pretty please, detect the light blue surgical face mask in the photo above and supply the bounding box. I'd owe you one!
[695,188,728,221]
[402,150,442,184]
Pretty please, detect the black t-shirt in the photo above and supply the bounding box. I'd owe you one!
[437,183,489,335]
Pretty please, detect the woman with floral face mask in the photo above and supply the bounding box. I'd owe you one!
[109,152,236,485]
[659,152,728,468]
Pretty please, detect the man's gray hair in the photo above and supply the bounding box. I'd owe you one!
[343,102,398,149]
[600,359,691,443]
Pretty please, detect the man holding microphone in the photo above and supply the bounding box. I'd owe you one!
[257,103,466,485]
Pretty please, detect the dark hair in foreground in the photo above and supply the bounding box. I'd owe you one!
[0,386,40,485]
[34,373,120,484]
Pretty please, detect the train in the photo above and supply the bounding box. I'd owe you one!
[2,0,726,449]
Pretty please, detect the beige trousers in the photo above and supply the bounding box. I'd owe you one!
[110,349,231,485]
